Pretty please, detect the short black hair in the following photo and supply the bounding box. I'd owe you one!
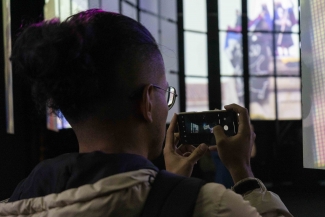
[11,9,160,122]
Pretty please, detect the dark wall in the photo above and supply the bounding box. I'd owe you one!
[0,0,45,200]
[251,120,325,188]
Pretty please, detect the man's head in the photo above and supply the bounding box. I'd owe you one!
[11,9,170,158]
[12,9,166,122]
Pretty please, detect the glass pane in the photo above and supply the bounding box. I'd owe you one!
[47,112,71,131]
[220,31,243,76]
[139,0,158,14]
[183,0,207,32]
[277,77,301,120]
[274,0,300,33]
[250,77,275,120]
[186,77,209,112]
[302,0,325,169]
[184,32,208,76]
[88,0,99,8]
[60,0,72,20]
[72,0,88,14]
[218,0,242,31]
[161,20,178,124]
[276,33,300,75]
[101,0,119,13]
[121,1,137,21]
[124,0,137,5]
[248,0,273,31]
[160,0,176,21]
[160,20,178,73]
[140,12,159,42]
[249,33,274,76]
[221,77,244,108]
[57,116,72,130]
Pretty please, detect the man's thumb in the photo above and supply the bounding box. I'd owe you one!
[213,125,227,145]
[188,143,208,163]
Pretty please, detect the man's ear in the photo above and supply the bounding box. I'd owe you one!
[139,84,154,123]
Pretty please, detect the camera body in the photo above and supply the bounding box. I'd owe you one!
[177,110,238,146]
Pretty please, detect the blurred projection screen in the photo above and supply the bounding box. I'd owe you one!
[301,0,325,169]
[3,0,14,134]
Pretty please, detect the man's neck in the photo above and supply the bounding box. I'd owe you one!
[73,117,151,158]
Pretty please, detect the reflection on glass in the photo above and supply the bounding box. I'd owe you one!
[249,33,274,76]
[220,31,243,76]
[221,77,244,108]
[185,77,209,112]
[277,77,301,120]
[218,0,241,31]
[183,0,207,32]
[276,33,300,75]
[248,0,274,31]
[250,77,275,120]
[184,32,208,76]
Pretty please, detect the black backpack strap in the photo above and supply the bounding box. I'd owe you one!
[140,170,206,217]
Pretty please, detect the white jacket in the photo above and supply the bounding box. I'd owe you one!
[0,169,292,217]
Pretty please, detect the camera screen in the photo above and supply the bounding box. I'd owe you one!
[178,111,237,145]
[182,113,223,134]
[189,121,217,134]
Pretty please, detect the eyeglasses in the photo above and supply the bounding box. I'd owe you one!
[152,85,178,110]
[129,84,178,110]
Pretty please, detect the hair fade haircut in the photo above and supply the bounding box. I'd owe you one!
[11,9,160,122]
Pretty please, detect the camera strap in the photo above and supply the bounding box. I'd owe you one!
[140,170,206,217]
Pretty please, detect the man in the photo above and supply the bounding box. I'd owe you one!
[0,9,292,216]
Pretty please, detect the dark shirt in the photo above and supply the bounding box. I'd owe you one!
[9,152,158,202]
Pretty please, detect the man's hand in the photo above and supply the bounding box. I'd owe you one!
[209,104,255,183]
[164,114,208,177]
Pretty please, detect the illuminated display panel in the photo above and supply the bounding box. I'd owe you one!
[218,0,242,31]
[221,77,244,108]
[276,77,301,120]
[160,18,179,121]
[219,0,300,120]
[183,0,208,112]
[302,0,325,169]
[183,0,206,32]
[121,1,137,21]
[140,13,159,41]
[185,77,209,112]
[219,31,243,76]
[184,32,208,77]
[3,0,14,134]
